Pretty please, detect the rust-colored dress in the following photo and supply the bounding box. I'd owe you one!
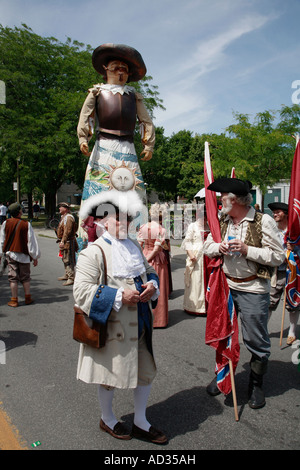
[138,222,169,328]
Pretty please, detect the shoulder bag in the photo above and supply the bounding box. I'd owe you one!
[73,244,108,348]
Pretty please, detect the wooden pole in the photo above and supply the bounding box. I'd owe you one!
[279,288,287,347]
[229,359,239,421]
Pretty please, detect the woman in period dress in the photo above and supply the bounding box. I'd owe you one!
[181,205,209,316]
[138,203,169,328]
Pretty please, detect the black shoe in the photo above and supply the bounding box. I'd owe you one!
[100,419,132,440]
[206,377,221,396]
[131,424,168,445]
[248,368,266,409]
[248,385,266,409]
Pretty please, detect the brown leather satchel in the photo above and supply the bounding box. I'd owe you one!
[73,245,108,348]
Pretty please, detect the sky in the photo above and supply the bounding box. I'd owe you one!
[1,0,300,137]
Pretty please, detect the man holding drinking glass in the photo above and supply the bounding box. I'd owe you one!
[204,178,285,409]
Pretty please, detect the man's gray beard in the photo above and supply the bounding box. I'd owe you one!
[221,201,232,215]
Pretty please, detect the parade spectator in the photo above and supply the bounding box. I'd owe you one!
[33,201,40,220]
[268,202,300,345]
[0,202,40,307]
[254,203,262,213]
[0,202,7,224]
[74,190,167,444]
[204,178,285,409]
[6,202,11,219]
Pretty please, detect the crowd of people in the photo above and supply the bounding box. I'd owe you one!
[73,178,298,440]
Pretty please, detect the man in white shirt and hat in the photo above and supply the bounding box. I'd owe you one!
[204,178,285,409]
[268,202,300,345]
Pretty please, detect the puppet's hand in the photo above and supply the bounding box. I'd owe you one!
[80,142,91,157]
[140,149,152,161]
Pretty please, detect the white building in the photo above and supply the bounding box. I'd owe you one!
[252,180,290,215]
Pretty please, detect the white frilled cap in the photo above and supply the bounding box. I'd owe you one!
[79,189,145,220]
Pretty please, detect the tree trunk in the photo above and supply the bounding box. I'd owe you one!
[45,191,57,217]
[27,191,33,219]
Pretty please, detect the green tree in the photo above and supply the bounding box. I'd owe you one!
[226,108,299,196]
[0,24,163,216]
[145,129,194,202]
[178,133,237,201]
[138,126,168,198]
[149,105,300,204]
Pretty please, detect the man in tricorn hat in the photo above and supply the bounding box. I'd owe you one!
[204,178,285,409]
[73,190,167,444]
[268,202,299,345]
[56,202,78,285]
[77,43,155,207]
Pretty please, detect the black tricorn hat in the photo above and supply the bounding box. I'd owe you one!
[268,202,288,213]
[92,43,146,82]
[207,178,253,196]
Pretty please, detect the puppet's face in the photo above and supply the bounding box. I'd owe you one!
[110,166,135,191]
[104,60,129,85]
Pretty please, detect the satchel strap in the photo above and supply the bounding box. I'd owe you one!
[73,244,107,316]
[95,244,107,284]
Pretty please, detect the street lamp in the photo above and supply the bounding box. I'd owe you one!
[17,157,21,203]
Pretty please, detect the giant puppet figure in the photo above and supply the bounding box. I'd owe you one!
[77,44,155,208]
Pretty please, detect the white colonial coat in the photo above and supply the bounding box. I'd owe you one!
[73,236,157,389]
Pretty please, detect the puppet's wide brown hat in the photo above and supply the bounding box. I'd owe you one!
[92,43,147,82]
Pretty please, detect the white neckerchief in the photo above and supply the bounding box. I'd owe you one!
[96,83,134,95]
[104,232,146,279]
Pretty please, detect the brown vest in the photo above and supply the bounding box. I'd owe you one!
[3,218,29,255]
[220,211,273,280]
[96,90,137,137]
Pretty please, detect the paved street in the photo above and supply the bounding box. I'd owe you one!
[0,227,299,452]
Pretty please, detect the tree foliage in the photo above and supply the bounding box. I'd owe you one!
[0,24,164,215]
[147,106,300,202]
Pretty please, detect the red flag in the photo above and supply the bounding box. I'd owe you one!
[285,138,300,308]
[204,142,240,395]
[204,142,220,242]
[286,139,300,246]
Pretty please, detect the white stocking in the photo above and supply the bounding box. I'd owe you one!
[133,384,152,431]
[288,311,299,338]
[97,385,118,430]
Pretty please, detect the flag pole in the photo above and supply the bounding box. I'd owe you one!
[279,287,287,347]
[229,359,239,421]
